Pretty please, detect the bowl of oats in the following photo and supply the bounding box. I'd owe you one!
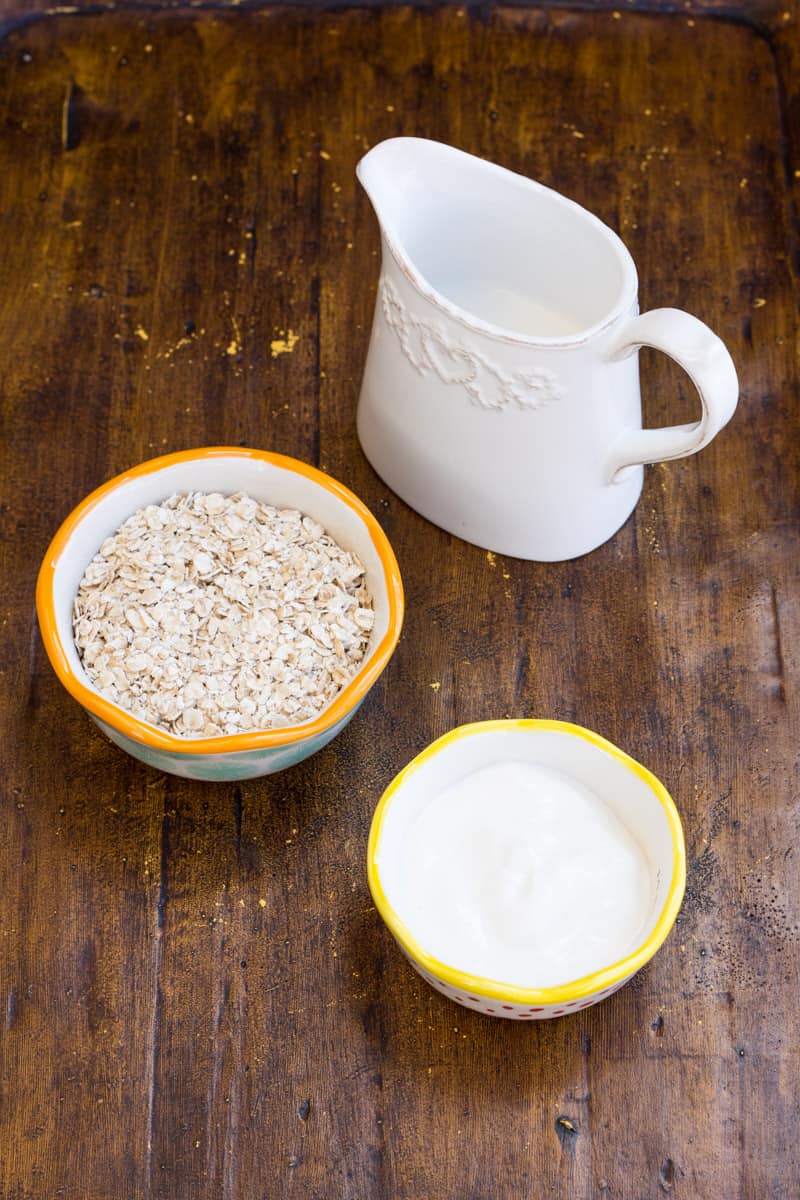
[36,447,404,780]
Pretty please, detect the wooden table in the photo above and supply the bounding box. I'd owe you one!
[1,2,797,1196]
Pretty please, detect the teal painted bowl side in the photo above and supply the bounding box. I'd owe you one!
[92,704,361,781]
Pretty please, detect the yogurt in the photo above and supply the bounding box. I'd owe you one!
[393,760,653,988]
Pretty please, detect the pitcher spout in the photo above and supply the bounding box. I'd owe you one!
[357,138,636,343]
[356,137,453,275]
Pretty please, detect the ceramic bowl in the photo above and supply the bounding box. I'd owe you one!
[36,447,404,781]
[367,719,685,1019]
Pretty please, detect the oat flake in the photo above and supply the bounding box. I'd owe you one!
[73,491,374,738]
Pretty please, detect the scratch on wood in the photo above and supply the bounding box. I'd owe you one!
[27,608,40,712]
[145,800,168,1189]
[156,804,169,931]
[205,930,236,1193]
[234,785,243,861]
[61,81,80,151]
[6,987,18,1031]
[770,584,786,702]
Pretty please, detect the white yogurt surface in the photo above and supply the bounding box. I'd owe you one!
[394,760,652,988]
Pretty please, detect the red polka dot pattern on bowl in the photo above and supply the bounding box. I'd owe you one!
[408,958,629,1020]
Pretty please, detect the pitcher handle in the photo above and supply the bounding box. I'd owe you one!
[604,308,738,483]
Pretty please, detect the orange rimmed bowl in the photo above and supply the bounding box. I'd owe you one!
[36,447,404,780]
[367,719,685,1019]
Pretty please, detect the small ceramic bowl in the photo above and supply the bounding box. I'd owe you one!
[367,719,685,1019]
[36,447,404,781]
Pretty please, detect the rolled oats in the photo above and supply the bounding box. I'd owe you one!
[73,491,375,738]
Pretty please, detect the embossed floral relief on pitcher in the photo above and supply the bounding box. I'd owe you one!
[380,278,564,413]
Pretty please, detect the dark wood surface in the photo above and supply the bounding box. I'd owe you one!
[1,4,798,1197]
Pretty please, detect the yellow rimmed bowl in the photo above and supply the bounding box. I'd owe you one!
[367,719,685,1020]
[36,447,404,781]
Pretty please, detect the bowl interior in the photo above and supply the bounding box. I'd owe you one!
[47,452,397,722]
[372,722,683,988]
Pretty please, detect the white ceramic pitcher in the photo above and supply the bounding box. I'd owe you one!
[356,138,738,562]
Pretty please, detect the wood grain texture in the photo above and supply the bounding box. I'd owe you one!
[0,6,797,1198]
